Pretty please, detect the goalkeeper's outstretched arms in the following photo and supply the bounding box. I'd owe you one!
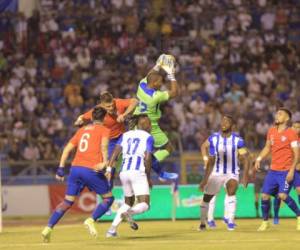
[150,54,179,99]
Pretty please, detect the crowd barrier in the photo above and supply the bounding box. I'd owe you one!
[2,184,298,219]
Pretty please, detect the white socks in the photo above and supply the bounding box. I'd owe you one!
[208,196,216,222]
[200,201,209,224]
[110,202,149,232]
[129,202,149,215]
[225,195,236,223]
[111,203,131,228]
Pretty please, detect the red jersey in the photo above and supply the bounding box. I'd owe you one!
[82,98,131,139]
[267,127,298,171]
[69,124,110,169]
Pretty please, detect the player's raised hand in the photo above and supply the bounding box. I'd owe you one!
[56,167,65,182]
[74,115,84,126]
[160,54,176,75]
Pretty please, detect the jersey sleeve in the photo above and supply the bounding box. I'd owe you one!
[146,135,154,153]
[154,91,170,103]
[289,130,299,148]
[237,138,246,149]
[82,108,93,120]
[116,98,131,110]
[208,135,216,156]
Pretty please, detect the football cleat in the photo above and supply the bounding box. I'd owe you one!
[41,226,52,243]
[106,230,118,238]
[198,224,206,231]
[207,220,216,228]
[227,223,236,231]
[121,212,139,230]
[257,221,270,231]
[273,217,279,225]
[84,218,98,237]
[158,172,179,182]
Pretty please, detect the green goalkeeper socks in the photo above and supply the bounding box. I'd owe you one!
[154,149,170,162]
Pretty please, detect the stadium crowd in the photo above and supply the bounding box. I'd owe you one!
[0,0,300,162]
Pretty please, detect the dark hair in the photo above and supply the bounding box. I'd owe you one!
[278,107,292,119]
[99,91,113,103]
[223,114,235,123]
[92,107,106,122]
[147,71,163,84]
[128,114,149,130]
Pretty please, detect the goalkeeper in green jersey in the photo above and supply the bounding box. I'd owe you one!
[133,54,179,181]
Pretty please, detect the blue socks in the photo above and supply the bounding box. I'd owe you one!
[261,200,270,220]
[92,197,114,221]
[151,156,162,175]
[48,199,74,228]
[284,196,300,216]
[273,197,280,219]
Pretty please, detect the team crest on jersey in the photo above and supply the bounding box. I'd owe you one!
[281,136,287,142]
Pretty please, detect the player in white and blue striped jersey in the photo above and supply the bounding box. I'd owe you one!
[105,114,153,237]
[199,115,251,231]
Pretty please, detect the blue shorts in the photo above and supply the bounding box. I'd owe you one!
[108,135,122,158]
[66,166,110,196]
[262,170,291,195]
[293,170,300,188]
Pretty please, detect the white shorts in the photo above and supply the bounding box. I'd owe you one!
[204,173,239,195]
[119,171,150,197]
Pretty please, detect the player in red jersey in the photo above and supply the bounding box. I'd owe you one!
[254,108,300,231]
[75,91,177,183]
[41,107,114,242]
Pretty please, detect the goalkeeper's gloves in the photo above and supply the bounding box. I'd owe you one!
[56,167,65,177]
[162,55,176,81]
[153,54,165,71]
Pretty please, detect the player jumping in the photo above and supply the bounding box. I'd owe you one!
[105,115,153,237]
[255,108,300,231]
[41,107,114,242]
[199,115,250,231]
[133,54,179,181]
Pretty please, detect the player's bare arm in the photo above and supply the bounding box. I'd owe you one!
[201,139,210,168]
[145,151,152,188]
[199,155,215,192]
[57,143,76,181]
[238,148,251,188]
[117,98,139,123]
[286,145,299,183]
[94,136,109,171]
[105,144,122,181]
[254,140,271,171]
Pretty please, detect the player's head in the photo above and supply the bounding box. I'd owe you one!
[99,91,115,114]
[147,71,163,90]
[92,107,107,123]
[292,121,300,136]
[274,108,292,125]
[136,114,152,133]
[220,115,234,133]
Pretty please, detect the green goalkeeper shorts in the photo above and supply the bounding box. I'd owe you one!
[151,123,169,148]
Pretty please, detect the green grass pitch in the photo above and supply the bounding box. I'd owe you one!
[1,219,300,250]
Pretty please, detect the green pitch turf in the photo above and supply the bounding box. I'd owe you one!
[1,219,300,250]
